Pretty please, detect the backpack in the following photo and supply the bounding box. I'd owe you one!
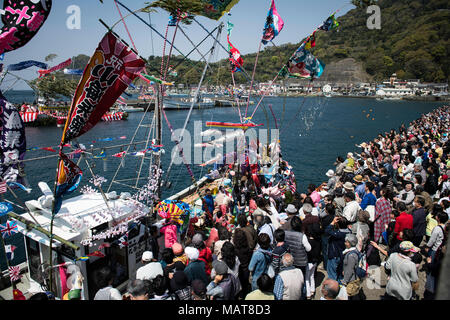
[346,250,368,280]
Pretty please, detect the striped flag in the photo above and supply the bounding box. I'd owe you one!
[8,265,21,282]
[0,181,6,193]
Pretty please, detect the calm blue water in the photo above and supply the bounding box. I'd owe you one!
[1,90,446,270]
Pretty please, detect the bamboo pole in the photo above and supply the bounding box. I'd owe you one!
[6,212,79,251]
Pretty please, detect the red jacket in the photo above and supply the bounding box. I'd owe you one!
[198,247,213,276]
[394,212,413,241]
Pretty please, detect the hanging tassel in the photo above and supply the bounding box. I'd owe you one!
[103,158,108,172]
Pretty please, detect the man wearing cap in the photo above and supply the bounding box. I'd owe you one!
[281,204,298,231]
[354,175,366,200]
[206,260,241,300]
[325,169,337,195]
[384,241,419,300]
[136,251,164,282]
[184,247,209,286]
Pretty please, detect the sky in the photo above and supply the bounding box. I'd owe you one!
[1,0,353,90]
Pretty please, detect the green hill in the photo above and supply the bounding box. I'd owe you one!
[32,0,450,97]
[165,0,450,86]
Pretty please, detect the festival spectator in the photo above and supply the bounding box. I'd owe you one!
[127,280,149,300]
[342,192,360,224]
[273,253,304,300]
[207,260,241,300]
[184,247,209,286]
[412,196,428,247]
[374,188,392,243]
[245,274,275,300]
[394,202,413,242]
[237,214,257,250]
[249,233,273,291]
[93,266,123,300]
[232,228,252,299]
[325,216,351,281]
[271,229,290,276]
[170,271,191,300]
[193,233,213,276]
[383,242,419,300]
[136,251,163,281]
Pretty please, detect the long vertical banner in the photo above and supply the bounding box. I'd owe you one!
[53,32,145,216]
[0,0,53,55]
[0,90,26,184]
[62,32,145,144]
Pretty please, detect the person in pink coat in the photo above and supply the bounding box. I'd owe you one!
[160,222,178,249]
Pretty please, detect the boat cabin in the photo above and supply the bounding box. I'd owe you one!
[15,183,152,300]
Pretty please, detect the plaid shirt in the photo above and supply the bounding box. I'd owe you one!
[374,197,392,243]
[175,287,192,300]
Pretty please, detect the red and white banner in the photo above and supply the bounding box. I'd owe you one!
[19,112,38,123]
[102,112,124,122]
[61,32,145,144]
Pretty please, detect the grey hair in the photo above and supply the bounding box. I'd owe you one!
[281,253,294,268]
[127,279,147,298]
[345,234,358,247]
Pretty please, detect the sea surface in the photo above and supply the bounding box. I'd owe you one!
[1,90,446,270]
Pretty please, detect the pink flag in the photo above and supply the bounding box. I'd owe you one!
[262,0,285,45]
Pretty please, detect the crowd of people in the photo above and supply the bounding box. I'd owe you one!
[28,105,450,301]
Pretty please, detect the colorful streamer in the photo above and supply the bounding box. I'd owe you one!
[38,58,72,78]
[54,153,83,215]
[8,60,48,71]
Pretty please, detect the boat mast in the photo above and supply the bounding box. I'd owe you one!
[163,23,224,186]
[154,83,163,201]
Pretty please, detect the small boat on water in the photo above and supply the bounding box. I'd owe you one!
[164,97,215,110]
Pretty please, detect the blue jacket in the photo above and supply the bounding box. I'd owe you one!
[325,225,351,260]
[355,183,366,200]
[248,248,272,289]
[360,192,377,210]
[203,195,215,214]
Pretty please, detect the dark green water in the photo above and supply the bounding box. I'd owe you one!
[0,90,446,270]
